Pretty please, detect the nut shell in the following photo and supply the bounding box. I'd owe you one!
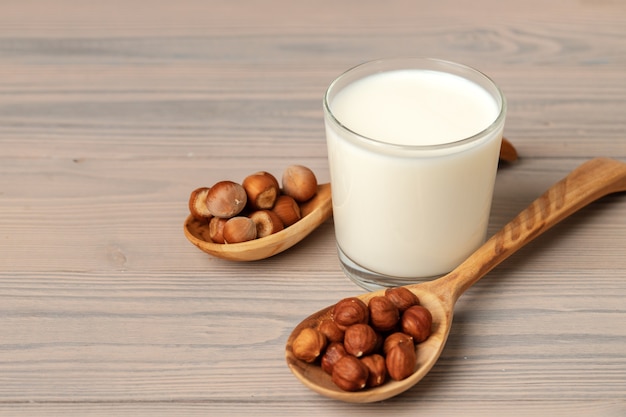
[401,305,433,343]
[320,342,346,375]
[222,216,257,243]
[331,355,369,392]
[292,327,327,363]
[249,209,284,238]
[383,332,414,355]
[188,187,213,220]
[385,342,416,381]
[256,170,280,189]
[282,165,318,203]
[361,354,387,387]
[368,295,400,332]
[272,195,301,226]
[332,297,369,330]
[208,216,227,244]
[206,181,247,218]
[343,323,378,358]
[385,287,420,312]
[242,172,280,210]
[317,319,344,343]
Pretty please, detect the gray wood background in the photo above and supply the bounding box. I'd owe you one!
[1,0,625,415]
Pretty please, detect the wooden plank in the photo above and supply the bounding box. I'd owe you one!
[0,0,625,415]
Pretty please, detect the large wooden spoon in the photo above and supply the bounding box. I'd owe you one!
[285,157,626,403]
[184,138,519,261]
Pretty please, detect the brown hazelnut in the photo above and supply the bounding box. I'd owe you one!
[188,187,213,220]
[385,342,416,381]
[248,210,284,238]
[291,327,327,363]
[401,305,433,343]
[317,319,344,343]
[222,216,257,243]
[320,342,346,375]
[206,181,247,218]
[385,287,420,312]
[383,332,414,356]
[361,354,387,387]
[208,216,227,243]
[282,165,318,203]
[259,170,281,189]
[343,323,378,358]
[332,297,369,330]
[368,295,400,332]
[242,171,280,210]
[331,355,369,392]
[271,195,301,227]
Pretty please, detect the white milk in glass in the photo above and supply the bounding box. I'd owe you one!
[325,64,505,286]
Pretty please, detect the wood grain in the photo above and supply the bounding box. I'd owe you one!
[0,0,625,415]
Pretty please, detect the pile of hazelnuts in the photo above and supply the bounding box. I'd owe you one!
[188,165,318,243]
[291,287,432,392]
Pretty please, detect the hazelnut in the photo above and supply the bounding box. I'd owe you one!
[320,342,346,375]
[317,319,344,343]
[188,187,213,220]
[331,355,369,392]
[343,323,378,358]
[401,305,433,343]
[206,181,247,218]
[271,195,301,227]
[385,342,416,381]
[282,165,318,202]
[361,354,387,387]
[208,216,227,244]
[249,210,284,238]
[291,327,327,363]
[368,295,400,332]
[242,171,280,210]
[222,216,257,243]
[383,332,414,356]
[332,297,369,330]
[385,287,420,312]
[258,170,281,189]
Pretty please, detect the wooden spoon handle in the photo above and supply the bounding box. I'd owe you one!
[500,137,518,163]
[439,157,626,302]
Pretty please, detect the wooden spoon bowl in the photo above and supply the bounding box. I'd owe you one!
[286,157,626,403]
[184,182,332,261]
[286,282,452,402]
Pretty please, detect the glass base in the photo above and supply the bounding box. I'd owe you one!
[337,245,443,291]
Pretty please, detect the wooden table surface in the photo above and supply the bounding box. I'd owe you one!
[1,0,625,415]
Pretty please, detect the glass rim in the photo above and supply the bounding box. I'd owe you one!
[323,57,507,152]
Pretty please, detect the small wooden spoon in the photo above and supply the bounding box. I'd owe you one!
[285,157,626,403]
[184,183,333,261]
[184,138,518,261]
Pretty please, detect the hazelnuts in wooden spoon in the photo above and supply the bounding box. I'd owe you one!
[290,287,433,392]
[186,165,321,245]
[286,157,626,403]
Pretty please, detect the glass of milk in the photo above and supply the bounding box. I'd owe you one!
[324,57,506,290]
